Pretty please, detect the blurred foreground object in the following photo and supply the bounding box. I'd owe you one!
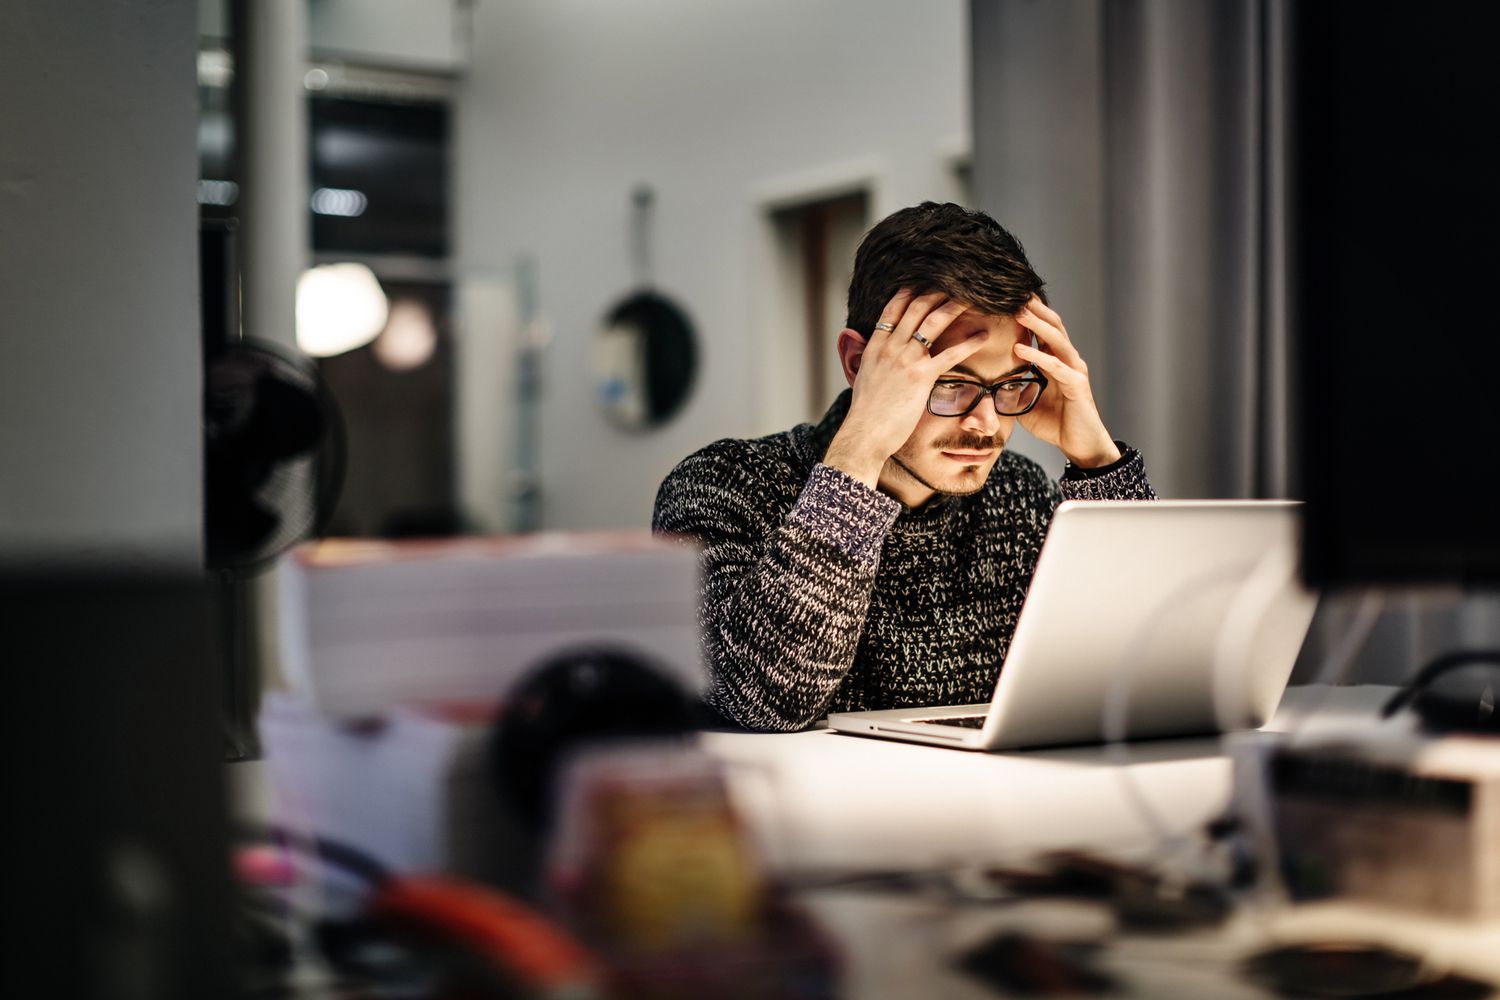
[257,649,700,882]
[365,875,603,999]
[489,647,702,835]
[257,647,837,997]
[231,825,604,998]
[543,743,839,998]
[492,652,836,997]
[1292,1,1500,588]
[1240,940,1495,999]
[481,647,704,903]
[278,532,703,719]
[258,692,470,878]
[7,575,233,999]
[1270,732,1500,920]
[548,745,766,952]
[1381,652,1500,736]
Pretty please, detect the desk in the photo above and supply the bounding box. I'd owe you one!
[701,684,1389,874]
[243,685,1500,997]
[705,723,1236,875]
[696,685,1500,998]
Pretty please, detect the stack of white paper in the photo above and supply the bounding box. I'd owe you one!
[278,532,704,720]
[255,691,469,879]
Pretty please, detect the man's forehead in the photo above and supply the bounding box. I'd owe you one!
[946,360,1032,380]
[931,310,1022,346]
[935,313,1030,380]
[948,307,1014,331]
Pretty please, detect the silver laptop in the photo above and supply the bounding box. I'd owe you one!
[827,500,1319,750]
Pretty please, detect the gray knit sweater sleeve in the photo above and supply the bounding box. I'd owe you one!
[653,444,900,731]
[1058,444,1155,501]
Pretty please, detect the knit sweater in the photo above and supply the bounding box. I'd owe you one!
[651,389,1156,731]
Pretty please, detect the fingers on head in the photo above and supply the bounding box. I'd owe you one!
[1023,345,1081,385]
[896,299,967,362]
[893,291,950,338]
[873,293,949,359]
[1017,304,1059,338]
[916,298,968,337]
[1025,294,1060,322]
[1024,297,1072,346]
[1018,306,1080,365]
[876,290,977,359]
[874,288,917,334]
[930,330,989,369]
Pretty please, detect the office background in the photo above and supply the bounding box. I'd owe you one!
[3,0,1496,702]
[4,4,1499,996]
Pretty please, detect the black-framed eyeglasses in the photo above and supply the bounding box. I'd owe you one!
[927,368,1048,417]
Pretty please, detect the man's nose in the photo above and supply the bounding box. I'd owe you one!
[959,395,1002,437]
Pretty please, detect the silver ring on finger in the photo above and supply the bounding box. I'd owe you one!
[911,330,932,350]
[874,321,895,332]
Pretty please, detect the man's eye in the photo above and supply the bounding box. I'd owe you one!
[933,382,981,400]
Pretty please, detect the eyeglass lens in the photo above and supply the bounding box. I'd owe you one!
[929,379,1042,416]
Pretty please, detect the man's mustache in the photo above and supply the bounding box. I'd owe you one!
[933,434,1002,451]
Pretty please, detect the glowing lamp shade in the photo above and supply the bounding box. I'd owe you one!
[296,263,390,357]
[372,298,438,372]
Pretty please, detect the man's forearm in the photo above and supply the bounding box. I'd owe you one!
[658,463,899,731]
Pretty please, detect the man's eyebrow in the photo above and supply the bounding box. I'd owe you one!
[946,362,1032,380]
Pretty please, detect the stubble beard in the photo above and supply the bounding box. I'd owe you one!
[889,436,1002,498]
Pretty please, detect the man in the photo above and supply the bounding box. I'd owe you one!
[653,203,1154,731]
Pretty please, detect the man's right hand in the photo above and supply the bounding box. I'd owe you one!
[822,289,990,489]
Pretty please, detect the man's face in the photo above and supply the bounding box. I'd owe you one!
[887,310,1031,501]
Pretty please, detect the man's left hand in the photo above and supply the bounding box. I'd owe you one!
[1012,296,1122,469]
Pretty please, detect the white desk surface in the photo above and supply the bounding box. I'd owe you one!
[698,684,1395,874]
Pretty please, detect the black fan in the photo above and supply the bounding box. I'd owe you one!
[204,338,345,573]
[204,337,344,762]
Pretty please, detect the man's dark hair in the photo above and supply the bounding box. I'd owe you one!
[845,202,1045,335]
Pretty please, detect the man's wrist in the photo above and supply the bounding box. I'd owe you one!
[1063,437,1122,469]
[823,434,887,489]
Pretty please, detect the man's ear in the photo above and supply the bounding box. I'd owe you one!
[835,328,868,386]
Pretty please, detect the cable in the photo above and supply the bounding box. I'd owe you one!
[1379,648,1500,720]
[237,823,393,888]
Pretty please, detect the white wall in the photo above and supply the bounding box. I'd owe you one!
[200,0,468,71]
[308,0,467,71]
[0,0,202,571]
[456,0,969,530]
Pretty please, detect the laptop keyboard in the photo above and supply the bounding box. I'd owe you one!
[907,714,989,729]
